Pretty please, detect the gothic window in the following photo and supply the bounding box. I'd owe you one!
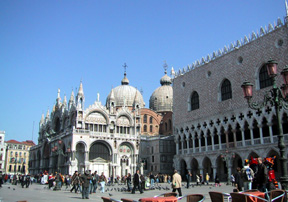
[259,65,273,89]
[144,125,147,132]
[150,117,153,124]
[190,91,199,110]
[221,79,232,101]
[169,119,172,130]
[150,125,153,133]
[143,115,147,123]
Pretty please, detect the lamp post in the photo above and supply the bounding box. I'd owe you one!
[51,139,71,191]
[221,150,235,185]
[241,59,288,190]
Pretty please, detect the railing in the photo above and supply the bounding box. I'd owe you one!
[245,140,252,146]
[73,129,137,139]
[254,138,261,144]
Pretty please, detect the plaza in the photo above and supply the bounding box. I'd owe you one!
[0,181,234,202]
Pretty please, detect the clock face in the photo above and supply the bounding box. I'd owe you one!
[119,145,131,155]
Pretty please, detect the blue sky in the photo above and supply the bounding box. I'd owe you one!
[0,0,286,142]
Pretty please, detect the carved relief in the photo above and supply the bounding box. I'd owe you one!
[85,112,107,123]
[117,116,130,126]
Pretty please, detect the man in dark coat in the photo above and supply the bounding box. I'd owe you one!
[255,157,268,192]
[131,169,143,194]
[80,170,92,199]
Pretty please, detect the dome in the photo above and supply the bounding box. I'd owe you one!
[149,70,173,112]
[106,73,145,108]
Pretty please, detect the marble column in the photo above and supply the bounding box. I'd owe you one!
[268,123,274,143]
[249,127,254,145]
[204,134,208,151]
[211,134,215,151]
[241,128,246,147]
[258,124,264,144]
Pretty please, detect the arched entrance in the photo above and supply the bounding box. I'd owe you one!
[76,142,86,173]
[191,158,199,181]
[89,141,112,176]
[202,157,212,179]
[180,159,187,179]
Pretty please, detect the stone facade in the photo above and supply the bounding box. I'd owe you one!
[5,139,35,174]
[173,17,288,182]
[29,74,143,177]
[0,131,6,172]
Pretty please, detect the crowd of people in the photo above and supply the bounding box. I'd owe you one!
[231,157,270,192]
[0,157,273,199]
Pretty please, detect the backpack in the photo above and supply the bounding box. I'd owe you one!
[243,168,253,181]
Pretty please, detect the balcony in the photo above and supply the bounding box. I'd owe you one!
[73,129,138,139]
[178,133,288,154]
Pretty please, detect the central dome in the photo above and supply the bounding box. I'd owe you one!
[106,73,145,108]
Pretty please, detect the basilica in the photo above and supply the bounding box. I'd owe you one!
[29,67,174,177]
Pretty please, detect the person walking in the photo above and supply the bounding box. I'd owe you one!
[80,170,91,199]
[255,157,268,192]
[234,167,243,192]
[126,173,132,192]
[205,173,210,185]
[70,171,81,193]
[186,172,192,188]
[214,173,220,187]
[92,171,99,193]
[99,172,107,193]
[131,169,143,194]
[196,174,200,186]
[172,170,182,196]
[241,159,254,191]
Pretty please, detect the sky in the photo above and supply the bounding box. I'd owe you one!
[0,0,286,143]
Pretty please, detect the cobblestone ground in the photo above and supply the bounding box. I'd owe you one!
[0,182,236,202]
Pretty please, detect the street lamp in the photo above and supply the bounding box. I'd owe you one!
[241,59,288,190]
[51,139,71,191]
[221,150,235,185]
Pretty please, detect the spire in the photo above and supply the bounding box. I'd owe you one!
[56,88,61,107]
[76,81,85,110]
[70,89,75,102]
[69,89,75,110]
[121,63,129,85]
[110,88,115,100]
[77,81,84,96]
[45,108,50,120]
[171,66,175,77]
[63,94,67,108]
[40,113,45,125]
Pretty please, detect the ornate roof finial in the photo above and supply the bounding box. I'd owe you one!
[123,63,128,74]
[163,61,168,74]
[121,63,129,85]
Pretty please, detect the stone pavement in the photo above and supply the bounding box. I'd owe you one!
[0,182,235,202]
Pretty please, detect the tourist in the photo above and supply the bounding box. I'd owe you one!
[255,157,268,192]
[131,169,143,194]
[172,170,182,196]
[99,172,107,193]
[80,170,91,199]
